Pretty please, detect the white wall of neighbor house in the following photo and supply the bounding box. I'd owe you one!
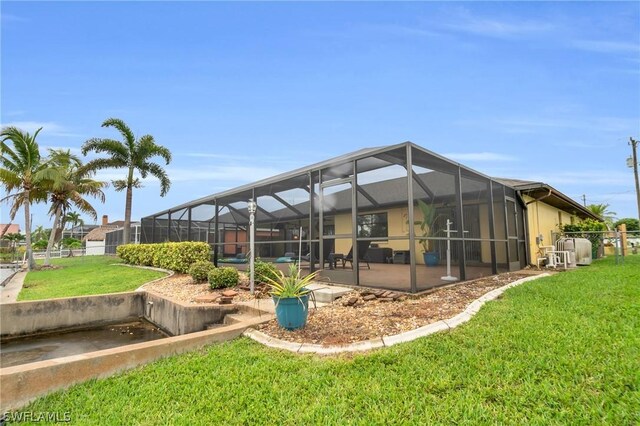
[86,240,105,256]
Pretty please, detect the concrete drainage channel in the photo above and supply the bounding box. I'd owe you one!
[0,291,273,411]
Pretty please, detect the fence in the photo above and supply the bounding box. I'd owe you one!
[552,229,640,264]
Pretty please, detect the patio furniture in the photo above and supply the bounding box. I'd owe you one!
[300,240,338,269]
[340,241,371,269]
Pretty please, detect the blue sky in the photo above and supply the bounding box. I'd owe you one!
[1,1,639,230]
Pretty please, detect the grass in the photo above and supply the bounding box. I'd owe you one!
[18,256,640,424]
[18,256,166,301]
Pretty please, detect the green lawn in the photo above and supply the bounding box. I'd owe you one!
[18,256,166,301]
[18,256,640,424]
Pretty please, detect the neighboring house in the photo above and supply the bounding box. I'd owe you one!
[139,142,601,293]
[82,216,140,255]
[84,225,119,255]
[0,224,21,238]
[494,178,599,265]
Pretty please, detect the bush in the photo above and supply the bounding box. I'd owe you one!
[252,260,279,283]
[208,267,239,289]
[188,260,215,283]
[117,242,210,273]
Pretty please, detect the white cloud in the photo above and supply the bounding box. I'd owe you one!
[0,121,83,138]
[95,165,286,185]
[439,7,553,38]
[442,152,517,162]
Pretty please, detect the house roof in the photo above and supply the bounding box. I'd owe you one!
[83,226,119,242]
[493,178,600,220]
[0,224,20,237]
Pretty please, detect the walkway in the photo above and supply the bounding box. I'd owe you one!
[0,270,26,304]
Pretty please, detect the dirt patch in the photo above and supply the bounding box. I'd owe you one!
[257,272,533,345]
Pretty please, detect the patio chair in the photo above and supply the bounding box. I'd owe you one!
[300,240,338,269]
[340,241,371,269]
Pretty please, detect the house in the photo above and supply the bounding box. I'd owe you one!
[83,216,141,255]
[494,178,599,265]
[140,142,599,293]
[0,224,21,238]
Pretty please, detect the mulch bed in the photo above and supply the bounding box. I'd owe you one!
[257,272,533,345]
[144,270,537,345]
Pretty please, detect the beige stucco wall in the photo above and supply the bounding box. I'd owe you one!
[524,195,574,264]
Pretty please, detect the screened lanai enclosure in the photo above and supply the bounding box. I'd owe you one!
[141,142,528,293]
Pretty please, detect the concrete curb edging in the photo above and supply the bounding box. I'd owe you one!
[243,273,551,355]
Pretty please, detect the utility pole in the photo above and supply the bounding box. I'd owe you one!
[581,194,586,207]
[630,137,640,223]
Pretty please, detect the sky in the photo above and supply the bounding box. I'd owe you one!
[1,1,639,230]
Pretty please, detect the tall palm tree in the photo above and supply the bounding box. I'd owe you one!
[43,150,107,266]
[0,126,53,270]
[82,118,171,244]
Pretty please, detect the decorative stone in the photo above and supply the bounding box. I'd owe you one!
[362,294,377,301]
[378,297,393,303]
[343,297,358,307]
[222,290,239,297]
[194,294,220,303]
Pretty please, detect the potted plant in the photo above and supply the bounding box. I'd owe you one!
[263,263,320,330]
[415,199,442,267]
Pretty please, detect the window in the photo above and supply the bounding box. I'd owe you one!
[357,213,388,238]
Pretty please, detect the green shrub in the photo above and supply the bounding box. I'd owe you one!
[208,267,239,289]
[117,242,210,273]
[188,260,215,283]
[252,260,279,283]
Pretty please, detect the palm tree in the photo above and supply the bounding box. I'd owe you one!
[0,126,53,270]
[64,211,84,239]
[82,118,171,244]
[43,150,106,266]
[587,203,617,229]
[1,232,25,263]
[32,225,47,243]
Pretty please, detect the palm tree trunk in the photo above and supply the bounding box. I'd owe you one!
[44,206,62,266]
[123,183,133,245]
[122,166,135,245]
[24,194,36,270]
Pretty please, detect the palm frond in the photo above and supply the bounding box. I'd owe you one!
[145,162,171,196]
[101,118,136,152]
[81,138,129,161]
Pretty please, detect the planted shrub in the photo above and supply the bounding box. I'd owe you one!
[208,267,239,289]
[252,260,279,283]
[117,242,210,273]
[188,260,215,283]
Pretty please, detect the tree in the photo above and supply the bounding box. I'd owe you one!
[613,218,639,232]
[43,149,106,266]
[587,203,617,228]
[1,232,25,263]
[32,225,49,243]
[0,126,53,270]
[82,118,171,244]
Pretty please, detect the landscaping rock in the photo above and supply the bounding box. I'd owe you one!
[343,297,359,307]
[194,294,220,303]
[222,290,239,297]
[378,297,394,303]
[362,294,377,301]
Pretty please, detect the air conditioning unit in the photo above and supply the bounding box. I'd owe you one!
[573,238,593,265]
[556,237,592,266]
